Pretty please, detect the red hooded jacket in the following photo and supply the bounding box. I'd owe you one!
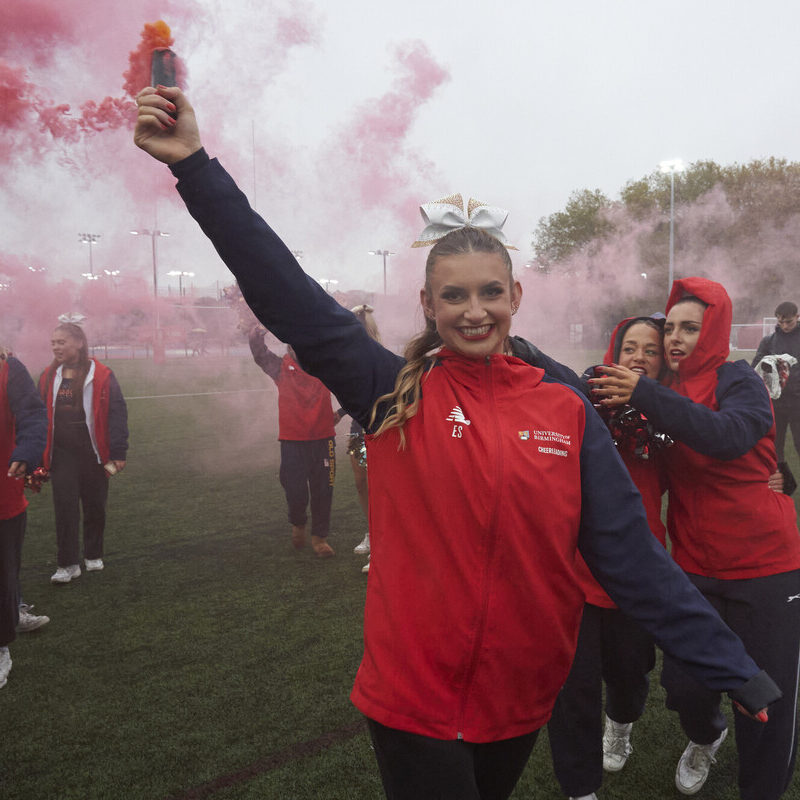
[576,318,668,608]
[630,277,800,579]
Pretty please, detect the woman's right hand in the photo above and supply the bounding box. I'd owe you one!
[133,86,203,165]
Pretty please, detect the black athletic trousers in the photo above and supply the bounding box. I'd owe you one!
[773,401,800,461]
[366,718,539,800]
[547,602,655,797]
[51,445,109,566]
[0,511,25,647]
[278,438,335,537]
[661,569,800,800]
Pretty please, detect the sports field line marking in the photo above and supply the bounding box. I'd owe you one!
[165,719,366,799]
[127,389,268,400]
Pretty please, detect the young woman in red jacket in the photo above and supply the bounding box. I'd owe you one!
[134,88,781,800]
[594,277,800,800]
[40,323,128,584]
[548,315,668,800]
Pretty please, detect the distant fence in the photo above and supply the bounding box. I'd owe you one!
[731,318,776,351]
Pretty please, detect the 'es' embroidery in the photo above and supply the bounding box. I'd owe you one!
[446,406,470,438]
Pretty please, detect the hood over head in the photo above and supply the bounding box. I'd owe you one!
[603,316,665,365]
[665,277,731,380]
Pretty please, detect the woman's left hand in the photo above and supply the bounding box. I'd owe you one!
[112,460,126,473]
[589,364,642,406]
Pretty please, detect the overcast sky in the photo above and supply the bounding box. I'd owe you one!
[4,0,799,293]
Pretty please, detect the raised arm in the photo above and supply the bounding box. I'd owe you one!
[134,88,403,428]
[248,326,282,381]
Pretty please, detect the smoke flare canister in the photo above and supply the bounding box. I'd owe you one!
[151,48,177,87]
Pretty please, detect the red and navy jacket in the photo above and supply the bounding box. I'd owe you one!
[0,358,47,520]
[630,277,800,579]
[572,318,668,609]
[248,328,337,441]
[39,358,129,468]
[169,149,780,741]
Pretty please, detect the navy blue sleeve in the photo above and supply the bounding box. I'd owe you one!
[107,372,129,461]
[172,154,403,430]
[629,361,773,460]
[248,328,282,382]
[509,337,588,396]
[569,379,778,705]
[7,358,47,470]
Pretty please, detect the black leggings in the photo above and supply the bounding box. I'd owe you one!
[366,718,539,800]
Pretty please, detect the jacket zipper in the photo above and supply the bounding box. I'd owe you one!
[455,355,505,738]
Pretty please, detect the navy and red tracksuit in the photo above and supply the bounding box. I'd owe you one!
[630,277,800,800]
[168,149,780,792]
[0,358,46,647]
[547,317,667,798]
[248,329,337,537]
[39,359,128,567]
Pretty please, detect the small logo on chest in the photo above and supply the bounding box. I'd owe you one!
[446,406,470,438]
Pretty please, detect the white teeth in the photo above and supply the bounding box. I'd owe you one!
[461,325,491,336]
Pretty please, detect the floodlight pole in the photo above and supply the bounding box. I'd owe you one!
[659,159,684,294]
[369,249,396,294]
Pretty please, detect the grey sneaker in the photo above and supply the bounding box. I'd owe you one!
[16,604,50,633]
[84,558,104,571]
[602,715,633,772]
[0,646,10,689]
[569,794,598,800]
[354,533,370,555]
[51,564,81,584]
[675,728,728,795]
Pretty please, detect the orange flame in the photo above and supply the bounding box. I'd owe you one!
[122,20,182,99]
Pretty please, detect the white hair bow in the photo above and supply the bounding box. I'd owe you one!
[411,193,517,249]
[58,312,87,324]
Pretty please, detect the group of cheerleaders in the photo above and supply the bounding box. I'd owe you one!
[134,85,800,800]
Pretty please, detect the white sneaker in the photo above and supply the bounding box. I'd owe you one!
[361,556,370,573]
[675,727,728,795]
[51,564,81,584]
[353,533,370,555]
[569,794,598,800]
[603,715,633,772]
[84,558,104,571]
[16,604,50,633]
[0,646,10,689]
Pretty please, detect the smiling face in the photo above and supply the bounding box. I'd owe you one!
[617,322,663,379]
[420,251,522,359]
[663,300,705,372]
[51,327,84,366]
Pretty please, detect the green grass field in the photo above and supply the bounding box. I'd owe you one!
[3,353,799,800]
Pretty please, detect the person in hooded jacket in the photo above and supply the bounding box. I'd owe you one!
[547,315,668,800]
[134,88,782,800]
[592,277,800,800]
[751,301,800,462]
[248,323,342,558]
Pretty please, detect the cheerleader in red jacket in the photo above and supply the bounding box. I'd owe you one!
[40,323,128,584]
[248,324,341,557]
[593,277,800,800]
[134,88,782,800]
[548,316,668,800]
